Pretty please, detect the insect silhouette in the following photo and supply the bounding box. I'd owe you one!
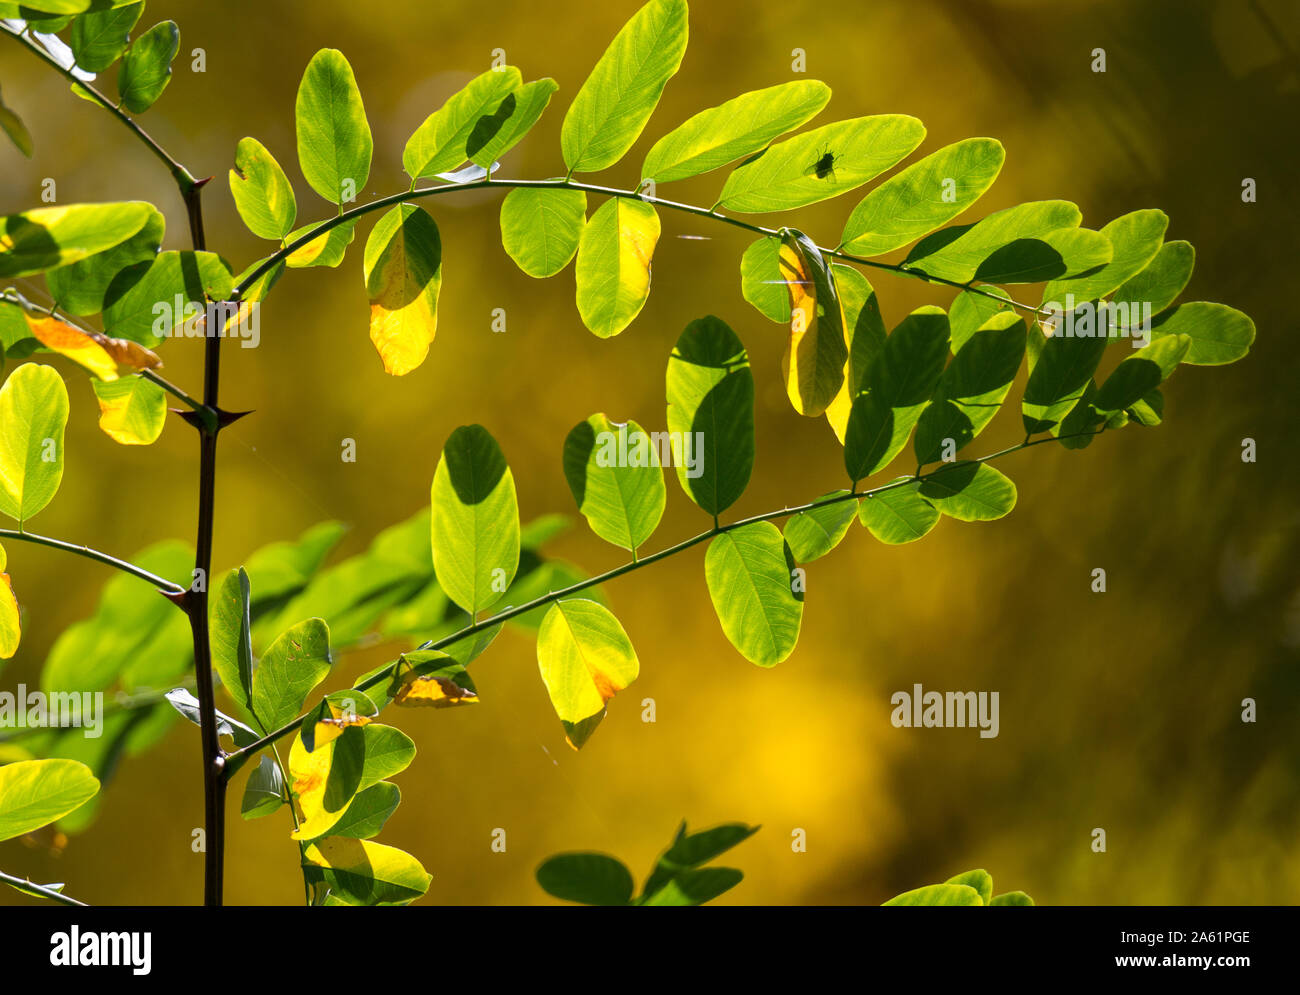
[808,145,839,181]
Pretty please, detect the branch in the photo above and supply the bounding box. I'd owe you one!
[0,868,89,907]
[0,529,188,596]
[222,428,1104,771]
[0,23,196,191]
[229,177,1051,319]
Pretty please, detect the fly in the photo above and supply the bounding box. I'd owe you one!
[808,146,838,181]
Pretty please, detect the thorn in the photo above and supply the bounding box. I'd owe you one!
[161,587,191,611]
[216,407,253,428]
[193,175,213,190]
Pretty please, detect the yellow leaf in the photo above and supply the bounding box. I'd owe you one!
[92,376,167,446]
[393,672,478,708]
[22,315,118,381]
[288,731,345,841]
[778,232,846,417]
[0,541,17,659]
[363,204,442,376]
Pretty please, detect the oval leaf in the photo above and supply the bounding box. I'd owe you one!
[499,186,586,279]
[574,196,660,338]
[363,204,442,376]
[430,424,520,616]
[563,413,665,553]
[536,599,639,750]
[561,0,689,173]
[704,522,802,667]
[117,21,178,113]
[296,49,373,205]
[229,137,297,241]
[0,758,99,842]
[0,363,69,525]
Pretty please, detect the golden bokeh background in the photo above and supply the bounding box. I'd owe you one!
[0,0,1296,905]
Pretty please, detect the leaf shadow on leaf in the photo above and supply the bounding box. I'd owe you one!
[466,92,515,161]
[562,418,595,509]
[322,727,365,812]
[0,216,58,273]
[442,425,506,504]
[918,460,981,501]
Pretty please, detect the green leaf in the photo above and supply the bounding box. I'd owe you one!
[45,205,164,316]
[430,424,520,616]
[642,867,744,905]
[301,837,431,906]
[7,1,91,13]
[839,138,1004,256]
[974,227,1112,285]
[101,249,232,346]
[467,78,558,167]
[739,236,789,323]
[363,203,442,376]
[904,200,1081,283]
[70,0,142,72]
[824,264,888,441]
[289,723,414,840]
[536,853,634,905]
[1042,209,1168,305]
[884,883,983,906]
[210,567,254,713]
[945,869,993,904]
[561,0,689,173]
[91,374,166,445]
[563,413,665,553]
[1127,388,1164,427]
[240,755,285,820]
[1111,240,1194,317]
[284,219,357,269]
[229,137,297,241]
[1021,332,1107,434]
[665,315,754,516]
[717,114,926,213]
[0,201,152,279]
[0,759,99,842]
[705,522,802,667]
[858,479,940,544]
[1093,335,1189,413]
[913,312,1025,464]
[251,618,332,732]
[783,491,857,562]
[989,891,1035,906]
[326,782,400,840]
[843,306,949,482]
[536,599,639,749]
[1147,301,1254,366]
[0,363,69,525]
[918,461,1017,521]
[402,67,522,180]
[574,196,660,338]
[499,186,586,279]
[642,80,831,184]
[0,84,33,158]
[295,49,373,204]
[641,821,759,898]
[948,285,1014,353]
[117,21,178,113]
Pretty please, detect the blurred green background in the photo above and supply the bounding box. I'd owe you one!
[0,0,1296,905]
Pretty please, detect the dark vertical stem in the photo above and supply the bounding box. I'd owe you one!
[181,179,226,907]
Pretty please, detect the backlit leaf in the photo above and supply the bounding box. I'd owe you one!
[1092,334,1189,412]
[210,567,254,713]
[117,21,178,113]
[430,424,520,616]
[665,315,754,516]
[295,49,373,205]
[45,205,163,316]
[705,522,802,667]
[0,84,33,158]
[69,0,142,72]
[0,758,99,842]
[858,478,940,544]
[284,219,357,268]
[92,374,166,445]
[918,461,1017,522]
[240,755,285,821]
[782,491,857,562]
[229,137,297,241]
[536,853,633,905]
[403,67,521,180]
[1147,301,1254,366]
[0,541,18,659]
[1021,331,1107,434]
[904,200,1081,283]
[301,837,431,906]
[362,203,442,376]
[1042,209,1168,305]
[779,229,846,417]
[561,0,689,173]
[0,201,152,279]
[499,186,586,279]
[1110,240,1194,318]
[574,196,659,338]
[0,363,69,525]
[884,883,983,906]
[717,114,925,213]
[839,138,1004,256]
[467,78,558,167]
[251,618,332,732]
[739,236,788,323]
[536,599,639,749]
[23,314,118,380]
[563,413,665,553]
[642,80,831,184]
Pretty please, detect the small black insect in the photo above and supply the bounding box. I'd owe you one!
[808,146,838,181]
